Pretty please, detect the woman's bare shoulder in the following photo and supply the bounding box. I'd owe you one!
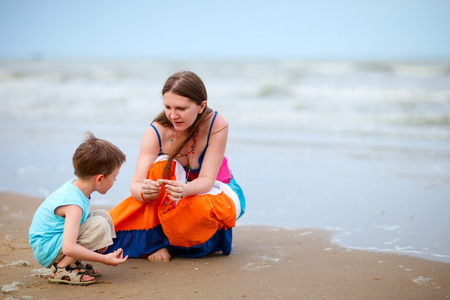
[149,121,165,131]
[147,122,171,136]
[210,112,228,132]
[142,122,168,148]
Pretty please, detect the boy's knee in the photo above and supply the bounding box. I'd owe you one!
[88,215,110,230]
[79,214,110,237]
[89,209,112,220]
[78,215,114,250]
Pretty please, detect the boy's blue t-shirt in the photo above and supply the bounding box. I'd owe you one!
[29,179,90,267]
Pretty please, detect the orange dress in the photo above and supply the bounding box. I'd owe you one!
[107,155,245,258]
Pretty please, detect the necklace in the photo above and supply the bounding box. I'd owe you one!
[171,129,198,180]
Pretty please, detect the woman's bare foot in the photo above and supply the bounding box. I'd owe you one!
[147,248,171,262]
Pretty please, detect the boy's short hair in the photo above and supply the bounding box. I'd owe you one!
[73,132,126,178]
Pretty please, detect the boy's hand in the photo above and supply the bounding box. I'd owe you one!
[103,248,128,266]
[141,179,162,202]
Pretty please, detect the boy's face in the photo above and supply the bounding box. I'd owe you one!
[98,166,121,195]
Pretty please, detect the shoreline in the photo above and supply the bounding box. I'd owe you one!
[1,191,449,299]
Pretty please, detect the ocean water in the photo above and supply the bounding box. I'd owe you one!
[1,59,449,263]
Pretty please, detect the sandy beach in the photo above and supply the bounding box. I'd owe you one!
[1,191,449,299]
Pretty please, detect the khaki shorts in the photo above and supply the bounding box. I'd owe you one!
[50,209,116,266]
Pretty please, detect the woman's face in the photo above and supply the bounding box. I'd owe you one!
[163,91,206,133]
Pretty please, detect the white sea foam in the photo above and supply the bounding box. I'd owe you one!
[6,260,32,267]
[384,239,399,245]
[299,231,313,236]
[30,268,52,276]
[375,225,402,231]
[1,281,22,293]
[1,60,449,141]
[412,276,433,286]
[431,253,450,258]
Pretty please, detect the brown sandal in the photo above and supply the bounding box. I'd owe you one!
[48,264,96,285]
[72,260,101,277]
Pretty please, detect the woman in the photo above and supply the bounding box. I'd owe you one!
[107,71,245,262]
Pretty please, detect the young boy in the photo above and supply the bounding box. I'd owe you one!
[29,132,128,285]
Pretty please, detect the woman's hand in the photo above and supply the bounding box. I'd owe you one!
[141,179,162,202]
[160,179,186,202]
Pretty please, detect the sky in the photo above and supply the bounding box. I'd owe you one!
[0,0,450,61]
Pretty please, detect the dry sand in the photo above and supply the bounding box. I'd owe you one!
[0,191,449,299]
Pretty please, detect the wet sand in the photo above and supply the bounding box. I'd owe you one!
[1,191,449,299]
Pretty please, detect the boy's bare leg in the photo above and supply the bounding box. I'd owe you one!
[57,255,78,268]
[147,248,171,262]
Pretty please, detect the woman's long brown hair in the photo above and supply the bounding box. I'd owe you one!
[154,71,212,179]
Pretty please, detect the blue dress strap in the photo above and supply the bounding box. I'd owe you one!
[150,123,163,155]
[189,111,218,173]
[205,111,218,147]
